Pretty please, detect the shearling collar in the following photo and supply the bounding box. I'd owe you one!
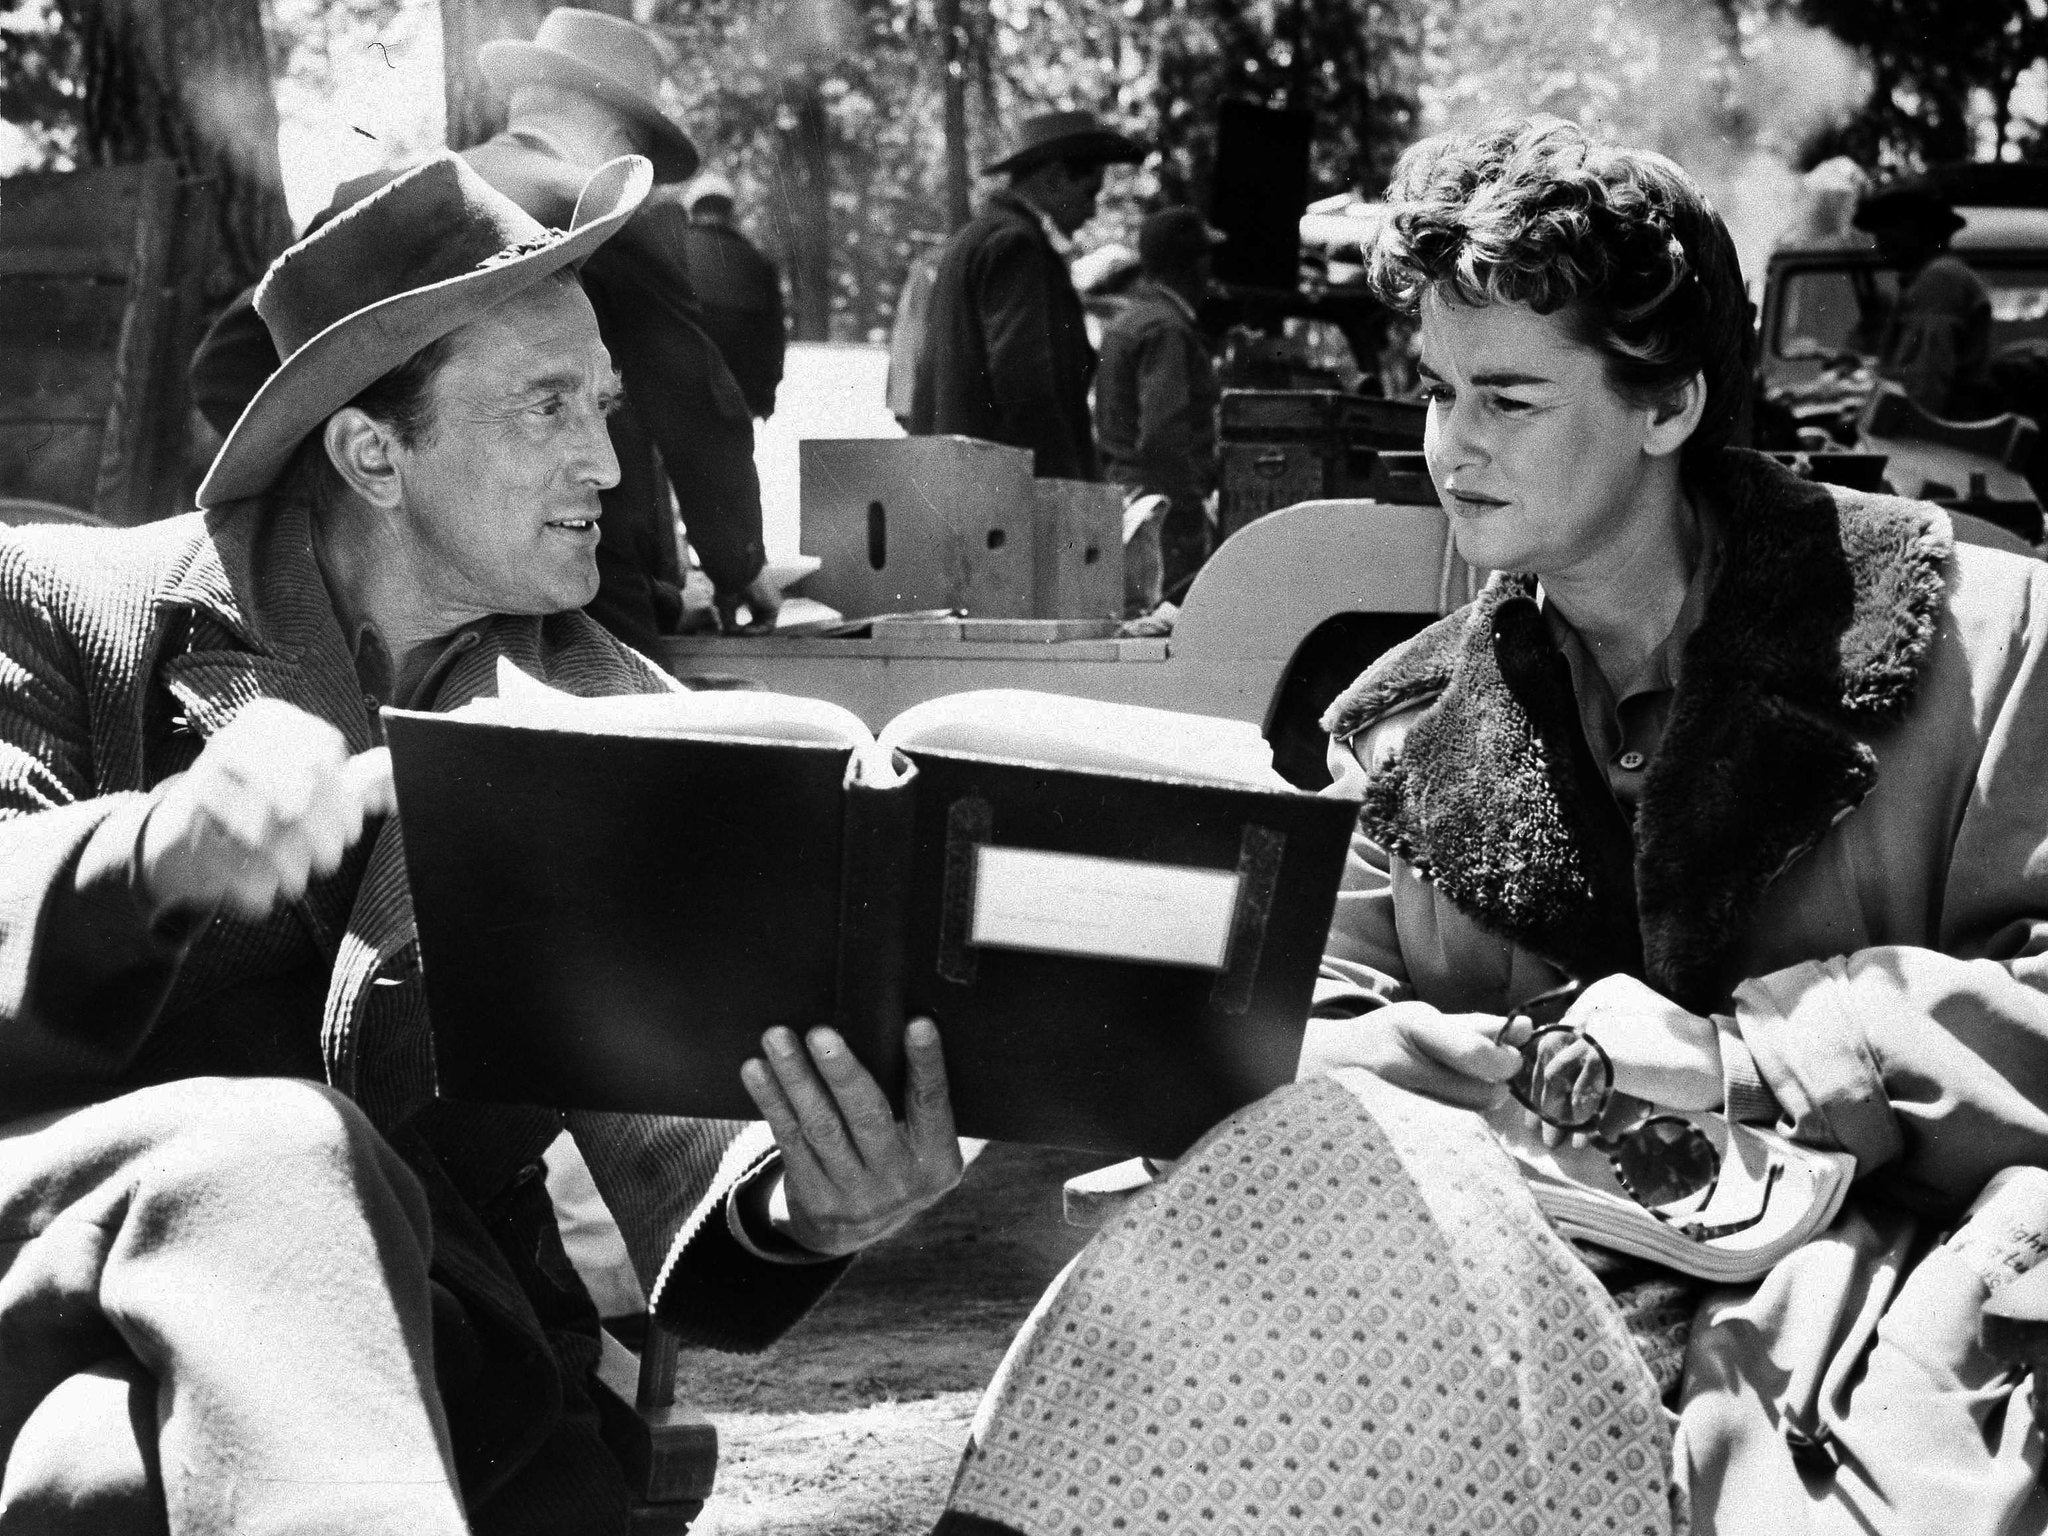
[1321,449,1953,1012]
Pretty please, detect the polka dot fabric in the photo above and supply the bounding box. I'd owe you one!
[948,1073,1676,1535]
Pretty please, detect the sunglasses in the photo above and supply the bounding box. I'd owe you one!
[1500,984,1778,1242]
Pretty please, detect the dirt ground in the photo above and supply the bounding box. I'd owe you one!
[676,1142,1102,1535]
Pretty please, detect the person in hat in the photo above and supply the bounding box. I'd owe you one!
[192,6,783,646]
[474,9,786,640]
[1854,179,2000,420]
[676,171,787,420]
[0,151,962,1535]
[908,108,1146,479]
[1094,207,1227,605]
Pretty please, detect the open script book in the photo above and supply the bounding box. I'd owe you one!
[1485,1097,1857,1283]
[384,664,1358,1159]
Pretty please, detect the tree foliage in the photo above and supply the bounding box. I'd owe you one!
[0,0,289,298]
[1794,0,2048,170]
[4,0,2044,342]
[640,0,1423,341]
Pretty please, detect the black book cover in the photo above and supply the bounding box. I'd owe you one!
[386,711,1356,1158]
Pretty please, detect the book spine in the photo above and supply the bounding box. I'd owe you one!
[834,775,918,1111]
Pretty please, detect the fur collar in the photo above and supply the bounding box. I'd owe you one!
[1321,449,1952,1011]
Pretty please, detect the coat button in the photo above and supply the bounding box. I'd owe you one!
[1617,750,1646,771]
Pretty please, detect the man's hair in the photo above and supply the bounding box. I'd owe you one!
[276,329,458,518]
[1366,117,1753,479]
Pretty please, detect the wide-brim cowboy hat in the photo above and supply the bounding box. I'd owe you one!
[197,150,652,509]
[983,109,1146,177]
[1854,177,1968,241]
[480,8,698,184]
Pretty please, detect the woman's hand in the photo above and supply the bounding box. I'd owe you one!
[1297,1001,1521,1111]
[740,1017,964,1257]
[1553,974,1724,1112]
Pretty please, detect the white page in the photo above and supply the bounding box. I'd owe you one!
[879,689,1289,790]
[454,660,900,780]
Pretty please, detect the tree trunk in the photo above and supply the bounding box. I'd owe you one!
[939,0,971,230]
[68,0,289,301]
[441,0,629,153]
[776,78,833,340]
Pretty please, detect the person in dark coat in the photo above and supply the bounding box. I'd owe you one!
[1095,207,1226,599]
[1854,180,2000,421]
[678,172,787,420]
[0,151,962,1536]
[191,7,783,645]
[908,109,1144,480]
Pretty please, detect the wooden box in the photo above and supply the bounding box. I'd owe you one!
[1218,390,1429,538]
[800,437,1037,619]
[1031,478,1124,619]
[0,161,218,524]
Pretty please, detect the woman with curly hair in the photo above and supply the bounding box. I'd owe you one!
[937,118,2048,1535]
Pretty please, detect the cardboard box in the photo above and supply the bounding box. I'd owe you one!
[800,437,1037,619]
[1031,478,1124,620]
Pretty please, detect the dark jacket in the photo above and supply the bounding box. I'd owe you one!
[909,190,1099,481]
[0,499,843,1533]
[1879,252,1999,420]
[678,219,786,419]
[1094,281,1219,514]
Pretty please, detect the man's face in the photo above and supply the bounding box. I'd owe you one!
[389,278,621,621]
[1041,160,1108,236]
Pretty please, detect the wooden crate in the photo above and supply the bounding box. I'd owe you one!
[0,161,217,524]
[1218,390,1428,537]
[800,436,1037,619]
[1031,478,1123,620]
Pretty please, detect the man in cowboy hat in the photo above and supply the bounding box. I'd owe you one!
[908,108,1146,479]
[676,171,787,420]
[1095,207,1228,606]
[191,6,782,645]
[1854,177,2000,420]
[473,7,786,641]
[0,151,962,1536]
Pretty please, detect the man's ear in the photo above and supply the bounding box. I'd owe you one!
[324,408,405,508]
[1644,371,1708,458]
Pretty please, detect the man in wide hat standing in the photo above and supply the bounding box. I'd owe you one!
[909,108,1146,480]
[0,151,960,1535]
[468,7,789,640]
[1853,177,2000,420]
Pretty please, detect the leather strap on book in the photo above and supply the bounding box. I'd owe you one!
[1210,824,1285,1015]
[937,795,995,984]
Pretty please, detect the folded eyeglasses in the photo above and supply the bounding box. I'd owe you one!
[1500,983,1779,1242]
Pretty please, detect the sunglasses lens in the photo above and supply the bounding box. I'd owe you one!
[1610,1118,1719,1208]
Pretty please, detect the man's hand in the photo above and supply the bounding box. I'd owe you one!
[139,699,396,922]
[1296,1001,1520,1111]
[740,1017,964,1257]
[714,572,782,635]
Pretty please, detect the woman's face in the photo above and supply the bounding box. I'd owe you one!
[1417,294,1676,577]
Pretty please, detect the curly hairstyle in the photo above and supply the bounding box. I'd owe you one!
[1366,118,1753,479]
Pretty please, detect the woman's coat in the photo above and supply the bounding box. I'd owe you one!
[1317,448,2048,1531]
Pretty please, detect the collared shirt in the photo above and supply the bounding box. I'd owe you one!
[345,619,492,737]
[1540,520,1718,821]
[1153,283,1199,326]
[1025,199,1073,257]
